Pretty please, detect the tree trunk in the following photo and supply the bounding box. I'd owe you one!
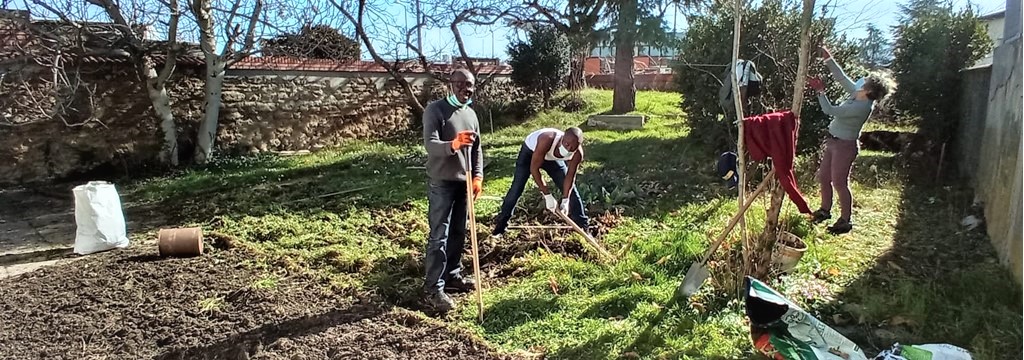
[144,68,178,166]
[568,48,587,92]
[195,56,226,164]
[611,0,637,114]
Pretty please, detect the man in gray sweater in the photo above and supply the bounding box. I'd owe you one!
[421,69,483,312]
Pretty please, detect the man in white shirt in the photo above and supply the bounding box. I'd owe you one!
[491,127,588,237]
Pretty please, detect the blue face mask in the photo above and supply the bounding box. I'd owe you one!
[854,78,866,91]
[446,94,472,108]
[559,143,572,156]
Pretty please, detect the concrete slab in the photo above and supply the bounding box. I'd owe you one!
[0,185,167,273]
[33,223,76,245]
[0,188,76,256]
[0,220,43,244]
[587,114,646,130]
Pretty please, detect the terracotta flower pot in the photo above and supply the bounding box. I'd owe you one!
[158,227,204,257]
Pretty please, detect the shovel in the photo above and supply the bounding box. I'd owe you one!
[678,169,775,298]
[463,148,485,322]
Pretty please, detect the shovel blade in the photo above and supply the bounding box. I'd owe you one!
[677,262,709,298]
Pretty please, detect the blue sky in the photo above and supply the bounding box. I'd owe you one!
[17,0,1006,60]
[397,0,1007,60]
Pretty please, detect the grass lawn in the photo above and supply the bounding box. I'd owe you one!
[125,89,1022,359]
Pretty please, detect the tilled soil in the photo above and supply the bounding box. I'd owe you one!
[0,247,516,360]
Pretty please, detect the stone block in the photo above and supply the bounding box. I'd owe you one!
[222,91,245,102]
[587,114,646,130]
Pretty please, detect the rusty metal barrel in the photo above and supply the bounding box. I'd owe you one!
[158,227,204,257]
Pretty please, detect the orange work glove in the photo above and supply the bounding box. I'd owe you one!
[451,130,475,151]
[472,177,483,200]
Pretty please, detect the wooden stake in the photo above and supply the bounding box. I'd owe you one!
[283,186,371,204]
[936,142,947,181]
[728,0,750,273]
[752,0,817,285]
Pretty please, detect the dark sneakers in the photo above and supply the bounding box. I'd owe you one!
[827,218,853,235]
[425,276,475,313]
[812,208,852,234]
[425,290,455,313]
[811,209,832,224]
[444,276,477,294]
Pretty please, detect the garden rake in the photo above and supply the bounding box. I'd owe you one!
[463,148,485,322]
[678,169,775,299]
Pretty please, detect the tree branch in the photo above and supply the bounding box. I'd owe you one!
[450,15,478,75]
[156,0,181,85]
[220,0,244,56]
[334,0,425,115]
[233,0,263,63]
[28,0,79,24]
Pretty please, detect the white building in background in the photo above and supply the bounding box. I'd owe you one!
[971,9,1007,68]
[982,10,1006,44]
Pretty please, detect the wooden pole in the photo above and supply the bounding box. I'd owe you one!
[752,0,817,282]
[464,150,484,322]
[790,0,816,118]
[728,0,749,272]
[507,225,572,230]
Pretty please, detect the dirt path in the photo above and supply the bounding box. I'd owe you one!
[0,246,516,360]
[0,184,168,265]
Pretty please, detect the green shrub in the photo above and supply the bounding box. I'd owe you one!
[507,26,571,107]
[891,3,991,142]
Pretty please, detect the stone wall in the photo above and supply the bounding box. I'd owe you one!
[0,65,521,185]
[973,35,1022,283]
[216,75,418,154]
[0,66,205,185]
[213,71,521,154]
[585,73,675,91]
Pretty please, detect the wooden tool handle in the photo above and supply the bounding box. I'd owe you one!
[463,149,484,322]
[698,169,776,263]
[551,209,616,261]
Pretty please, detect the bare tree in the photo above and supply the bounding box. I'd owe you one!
[188,0,265,163]
[1,3,109,129]
[445,1,526,88]
[329,0,521,119]
[333,0,432,118]
[12,0,188,165]
[85,0,185,165]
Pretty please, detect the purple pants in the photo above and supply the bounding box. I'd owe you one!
[817,137,859,220]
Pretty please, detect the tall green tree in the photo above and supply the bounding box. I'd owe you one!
[507,26,571,106]
[522,0,610,92]
[891,2,991,142]
[606,0,683,114]
[858,24,892,68]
